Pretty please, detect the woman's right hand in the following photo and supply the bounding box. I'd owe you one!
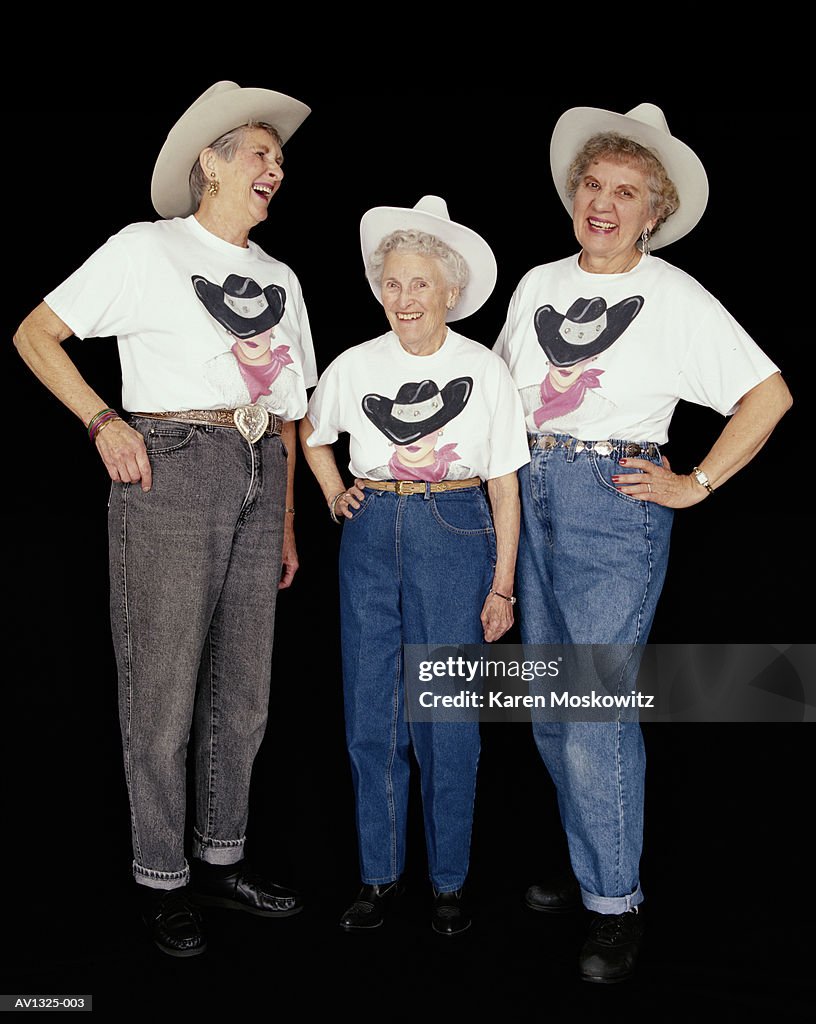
[332,482,367,519]
[95,419,153,491]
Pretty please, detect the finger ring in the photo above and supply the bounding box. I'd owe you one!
[647,483,652,493]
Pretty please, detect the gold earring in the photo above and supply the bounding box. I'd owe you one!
[208,171,219,198]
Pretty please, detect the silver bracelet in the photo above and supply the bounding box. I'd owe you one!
[329,490,346,524]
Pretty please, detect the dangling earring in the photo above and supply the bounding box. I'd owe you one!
[640,226,651,256]
[208,171,219,198]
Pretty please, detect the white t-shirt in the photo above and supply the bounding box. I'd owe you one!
[306,329,530,482]
[45,216,317,420]
[494,253,779,443]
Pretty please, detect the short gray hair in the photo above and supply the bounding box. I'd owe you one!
[565,131,680,235]
[189,121,282,206]
[366,230,470,294]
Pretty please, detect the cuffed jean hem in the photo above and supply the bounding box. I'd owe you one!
[361,874,400,886]
[433,881,467,895]
[192,828,246,865]
[581,884,643,914]
[133,860,190,890]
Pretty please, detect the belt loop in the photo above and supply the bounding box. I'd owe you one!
[565,437,577,464]
[424,482,432,501]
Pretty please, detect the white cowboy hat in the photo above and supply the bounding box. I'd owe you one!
[360,195,498,322]
[151,80,311,219]
[549,102,709,249]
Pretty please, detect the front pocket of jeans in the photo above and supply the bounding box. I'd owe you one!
[430,492,495,535]
[141,425,196,455]
[343,492,373,524]
[590,456,647,505]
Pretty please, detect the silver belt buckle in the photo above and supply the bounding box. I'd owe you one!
[233,404,270,443]
[593,441,614,456]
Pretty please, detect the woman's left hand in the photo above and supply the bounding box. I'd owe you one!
[612,455,707,508]
[481,592,514,643]
[279,521,299,589]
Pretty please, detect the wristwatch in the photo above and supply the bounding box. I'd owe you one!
[691,466,714,493]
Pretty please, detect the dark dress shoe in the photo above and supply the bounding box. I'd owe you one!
[579,908,645,984]
[431,889,471,936]
[190,861,303,918]
[524,875,582,913]
[139,885,206,958]
[339,881,402,930]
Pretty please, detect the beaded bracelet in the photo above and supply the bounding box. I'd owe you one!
[87,407,120,443]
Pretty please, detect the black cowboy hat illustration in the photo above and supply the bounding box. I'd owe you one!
[534,295,644,368]
[192,274,286,339]
[362,377,473,445]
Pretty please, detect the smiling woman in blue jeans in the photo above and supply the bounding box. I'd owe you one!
[494,102,791,983]
[301,196,529,935]
[13,81,316,958]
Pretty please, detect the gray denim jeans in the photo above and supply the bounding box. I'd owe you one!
[108,418,287,889]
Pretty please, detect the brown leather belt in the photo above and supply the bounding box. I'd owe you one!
[131,405,282,443]
[358,477,482,495]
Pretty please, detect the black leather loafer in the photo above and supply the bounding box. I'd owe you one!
[579,908,645,984]
[139,885,206,958]
[190,861,303,918]
[524,875,582,913]
[431,889,471,936]
[339,881,402,930]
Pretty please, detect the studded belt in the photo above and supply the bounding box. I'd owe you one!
[528,434,659,459]
[131,405,283,444]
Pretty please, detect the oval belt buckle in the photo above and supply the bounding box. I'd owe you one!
[233,404,270,443]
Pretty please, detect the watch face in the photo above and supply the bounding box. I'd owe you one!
[693,468,712,491]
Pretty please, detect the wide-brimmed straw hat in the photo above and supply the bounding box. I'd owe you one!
[359,195,497,321]
[549,103,709,249]
[151,80,311,219]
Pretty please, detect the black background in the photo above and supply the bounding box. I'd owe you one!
[2,68,812,1017]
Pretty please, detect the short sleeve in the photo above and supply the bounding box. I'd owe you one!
[44,232,142,340]
[484,355,531,479]
[305,356,344,446]
[677,296,779,416]
[286,272,318,389]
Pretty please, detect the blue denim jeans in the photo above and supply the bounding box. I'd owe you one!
[339,485,496,893]
[108,418,288,890]
[518,435,674,913]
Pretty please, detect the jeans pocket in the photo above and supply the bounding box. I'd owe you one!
[590,456,647,506]
[343,492,373,524]
[136,422,196,456]
[430,490,495,536]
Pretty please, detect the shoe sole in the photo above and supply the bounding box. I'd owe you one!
[524,899,582,914]
[339,920,384,931]
[191,893,304,917]
[579,971,634,985]
[431,920,472,936]
[151,939,207,958]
